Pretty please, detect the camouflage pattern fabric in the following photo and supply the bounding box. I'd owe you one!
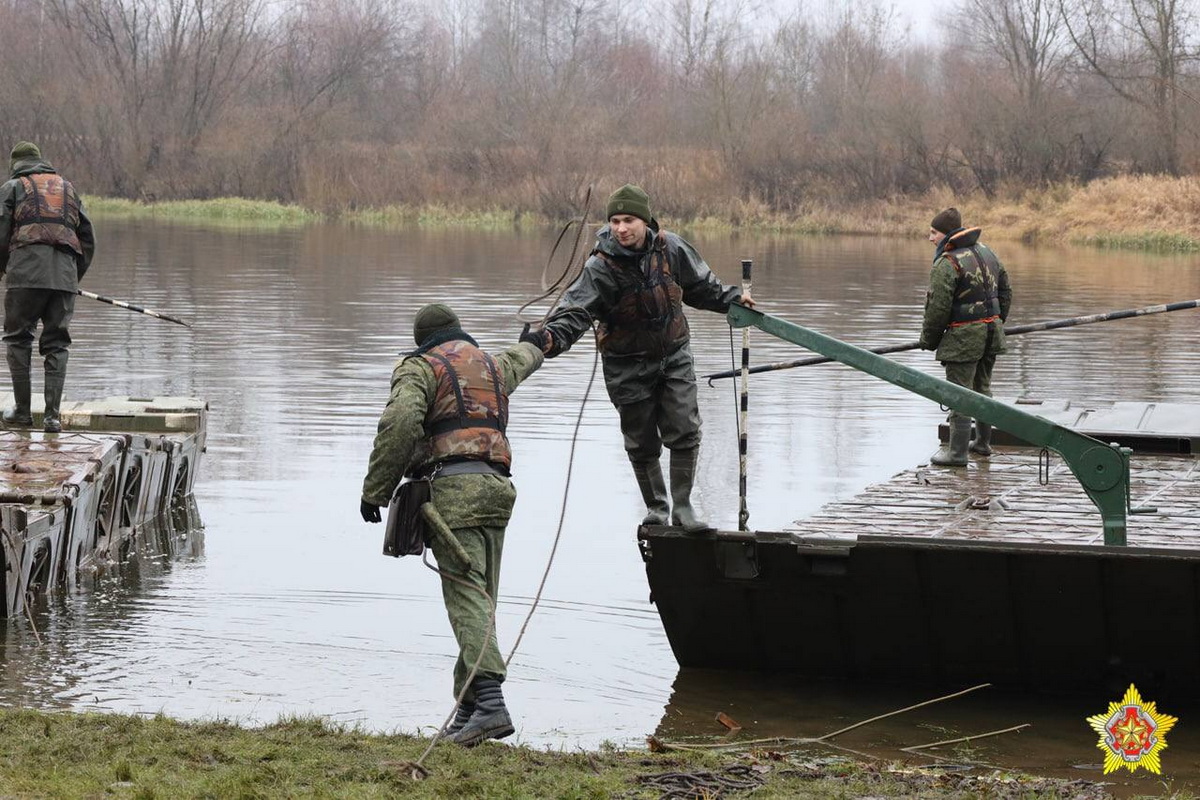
[943,353,997,424]
[361,340,542,528]
[0,159,96,291]
[428,522,508,700]
[10,173,83,256]
[543,223,741,406]
[920,228,1012,364]
[410,339,512,473]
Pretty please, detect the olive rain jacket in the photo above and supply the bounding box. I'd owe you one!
[543,224,742,405]
[0,158,96,291]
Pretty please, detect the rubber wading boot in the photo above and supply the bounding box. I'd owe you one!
[630,458,670,525]
[42,356,67,434]
[970,421,993,457]
[444,700,476,737]
[3,347,32,427]
[447,677,514,747]
[931,418,971,467]
[2,377,32,427]
[669,447,713,533]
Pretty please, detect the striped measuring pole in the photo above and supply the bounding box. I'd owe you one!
[738,259,752,532]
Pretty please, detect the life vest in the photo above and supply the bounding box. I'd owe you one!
[943,244,1002,327]
[9,173,83,256]
[594,230,687,357]
[409,339,512,474]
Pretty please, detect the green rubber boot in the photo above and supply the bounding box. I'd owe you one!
[669,447,713,533]
[630,458,670,525]
[931,417,971,467]
[970,422,993,456]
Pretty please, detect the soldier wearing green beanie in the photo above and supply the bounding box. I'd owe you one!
[0,141,96,434]
[360,303,545,747]
[522,184,754,533]
[920,209,1013,466]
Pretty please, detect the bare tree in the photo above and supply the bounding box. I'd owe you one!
[1062,0,1200,173]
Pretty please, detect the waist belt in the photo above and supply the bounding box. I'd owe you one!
[948,315,1000,329]
[416,460,510,479]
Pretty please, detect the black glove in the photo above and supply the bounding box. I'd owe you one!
[519,323,550,352]
[360,499,382,523]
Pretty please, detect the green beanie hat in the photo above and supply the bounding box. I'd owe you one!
[930,207,961,235]
[10,141,41,166]
[412,303,461,345]
[606,184,652,224]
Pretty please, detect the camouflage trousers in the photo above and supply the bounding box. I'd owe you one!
[615,376,702,462]
[942,354,997,424]
[428,523,507,701]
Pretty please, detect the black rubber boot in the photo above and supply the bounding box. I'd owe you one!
[42,352,67,434]
[970,421,993,456]
[3,345,32,427]
[669,447,713,533]
[447,677,514,747]
[931,418,971,467]
[630,458,670,525]
[444,700,475,737]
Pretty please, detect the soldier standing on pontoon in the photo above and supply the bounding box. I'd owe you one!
[919,207,1013,466]
[520,184,754,532]
[0,141,95,434]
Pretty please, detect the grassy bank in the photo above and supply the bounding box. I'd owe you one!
[84,176,1200,251]
[0,708,1137,799]
[85,197,321,227]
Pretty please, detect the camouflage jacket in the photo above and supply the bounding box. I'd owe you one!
[920,228,1012,363]
[361,339,544,529]
[543,224,742,405]
[0,159,96,291]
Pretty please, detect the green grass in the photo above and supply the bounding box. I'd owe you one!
[0,708,1145,799]
[344,204,542,229]
[86,197,321,226]
[1071,231,1200,252]
[80,190,1200,253]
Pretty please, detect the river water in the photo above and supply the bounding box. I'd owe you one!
[1,220,1197,792]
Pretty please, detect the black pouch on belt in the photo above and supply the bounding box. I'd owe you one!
[383,478,431,557]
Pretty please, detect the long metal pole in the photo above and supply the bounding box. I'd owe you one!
[705,298,1200,381]
[738,259,752,532]
[76,289,193,328]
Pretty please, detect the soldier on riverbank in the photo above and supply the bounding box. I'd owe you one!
[360,304,544,747]
[520,184,753,532]
[0,141,96,433]
[919,208,1012,465]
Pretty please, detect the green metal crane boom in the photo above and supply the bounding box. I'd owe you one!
[727,304,1134,545]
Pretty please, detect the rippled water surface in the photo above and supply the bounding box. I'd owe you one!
[1,221,1197,791]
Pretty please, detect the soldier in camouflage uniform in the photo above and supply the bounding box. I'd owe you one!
[522,185,753,533]
[360,304,544,746]
[0,142,96,433]
[919,208,1013,466]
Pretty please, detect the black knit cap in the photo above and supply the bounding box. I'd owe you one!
[930,207,961,235]
[412,303,461,345]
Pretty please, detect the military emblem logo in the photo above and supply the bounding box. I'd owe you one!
[1087,684,1178,775]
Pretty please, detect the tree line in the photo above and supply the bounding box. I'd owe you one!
[2,0,1197,217]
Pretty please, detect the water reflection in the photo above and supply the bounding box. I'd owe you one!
[0,221,1196,786]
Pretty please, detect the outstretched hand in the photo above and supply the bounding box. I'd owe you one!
[519,323,555,355]
[739,289,756,309]
[360,499,382,524]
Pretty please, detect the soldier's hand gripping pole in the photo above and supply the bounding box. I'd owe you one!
[705,298,1200,382]
[738,259,752,532]
[76,289,193,328]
